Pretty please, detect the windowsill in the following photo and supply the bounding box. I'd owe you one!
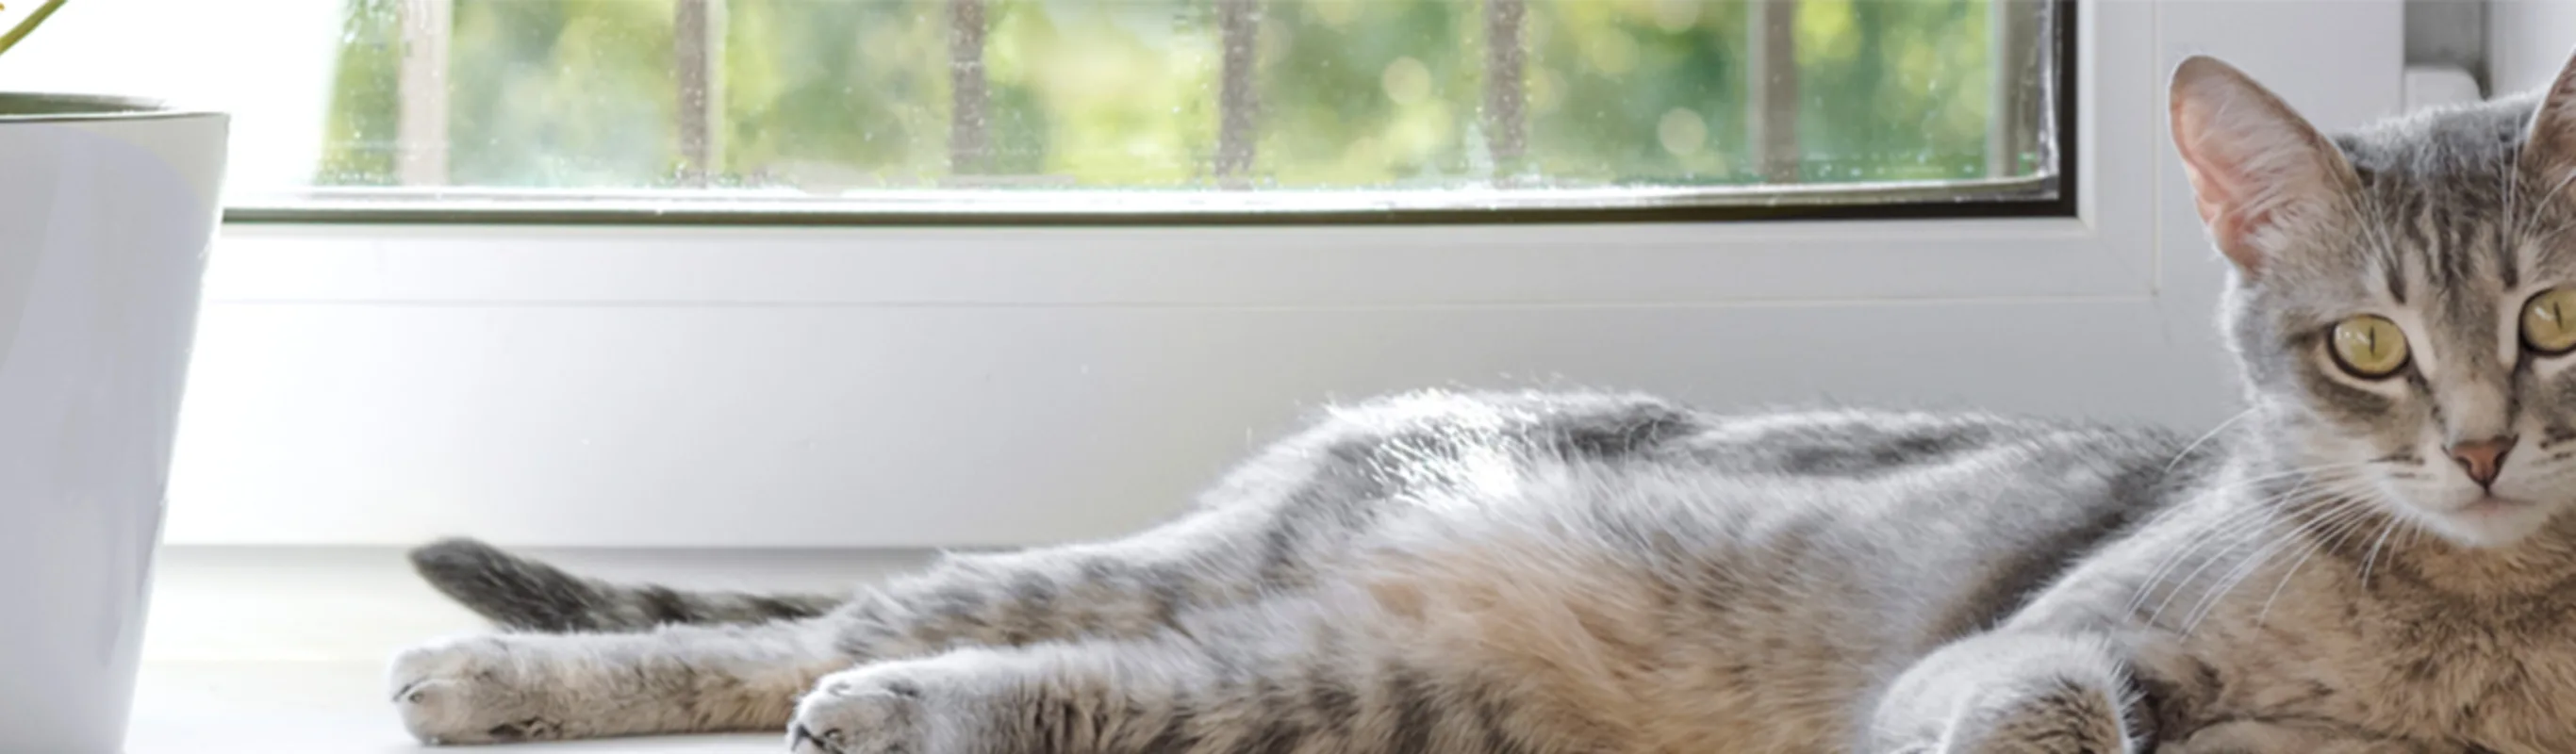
[127,546,929,753]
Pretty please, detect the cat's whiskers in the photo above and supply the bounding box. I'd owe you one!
[2137,460,2388,623]
[2125,500,2292,613]
[2243,487,2382,631]
[2187,461,2376,499]
[2178,483,2376,634]
[2163,409,2256,477]
[2173,480,2368,633]
[2141,469,2358,625]
[2124,489,2305,614]
[2121,465,2367,615]
[2357,510,2417,589]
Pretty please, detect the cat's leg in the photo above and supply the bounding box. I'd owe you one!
[782,615,1606,754]
[1872,639,2430,754]
[386,523,1307,747]
[1866,631,2147,754]
[389,450,1422,744]
[390,441,1436,743]
[390,615,850,744]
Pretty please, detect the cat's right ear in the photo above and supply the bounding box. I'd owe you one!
[2518,46,2576,181]
[2168,56,2357,278]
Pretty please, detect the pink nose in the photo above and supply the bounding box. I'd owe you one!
[2448,436,2518,488]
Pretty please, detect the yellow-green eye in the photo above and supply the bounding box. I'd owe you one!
[2524,288,2576,355]
[2329,315,2411,379]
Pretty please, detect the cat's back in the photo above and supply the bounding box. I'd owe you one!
[1305,387,2185,480]
[1303,388,2195,545]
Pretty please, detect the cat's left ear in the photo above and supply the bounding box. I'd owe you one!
[2521,46,2576,178]
[2169,56,2360,278]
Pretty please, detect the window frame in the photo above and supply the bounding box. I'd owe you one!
[217,0,2080,227]
[207,1,2133,311]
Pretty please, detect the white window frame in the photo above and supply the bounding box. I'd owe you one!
[166,0,2410,548]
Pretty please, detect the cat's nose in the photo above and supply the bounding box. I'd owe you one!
[2448,435,2518,488]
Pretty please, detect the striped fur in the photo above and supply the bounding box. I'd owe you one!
[392,54,2576,754]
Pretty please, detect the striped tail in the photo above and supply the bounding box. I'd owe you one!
[407,537,844,632]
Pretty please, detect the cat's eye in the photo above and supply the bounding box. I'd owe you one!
[2329,315,2411,379]
[2523,288,2576,355]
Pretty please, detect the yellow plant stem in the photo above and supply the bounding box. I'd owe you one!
[0,0,70,60]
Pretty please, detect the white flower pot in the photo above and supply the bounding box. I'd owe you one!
[0,93,227,753]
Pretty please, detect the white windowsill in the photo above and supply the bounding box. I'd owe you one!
[130,546,927,753]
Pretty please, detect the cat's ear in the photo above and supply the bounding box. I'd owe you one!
[2520,46,2576,177]
[2168,55,2357,278]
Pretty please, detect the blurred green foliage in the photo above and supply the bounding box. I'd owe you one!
[314,0,404,183]
[312,0,2037,191]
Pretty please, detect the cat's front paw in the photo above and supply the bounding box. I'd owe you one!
[389,635,561,745]
[787,663,953,754]
[1939,678,2134,754]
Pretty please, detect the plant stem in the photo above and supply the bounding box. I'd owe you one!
[0,0,70,60]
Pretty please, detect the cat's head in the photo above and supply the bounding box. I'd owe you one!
[2172,52,2576,548]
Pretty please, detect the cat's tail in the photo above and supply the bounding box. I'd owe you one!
[406,537,845,632]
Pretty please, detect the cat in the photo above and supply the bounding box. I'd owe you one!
[388,49,2576,753]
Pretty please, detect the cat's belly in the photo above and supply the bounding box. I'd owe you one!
[1339,436,2179,752]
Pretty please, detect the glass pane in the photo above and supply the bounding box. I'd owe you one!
[0,0,2061,215]
[720,1,958,188]
[1255,0,1482,188]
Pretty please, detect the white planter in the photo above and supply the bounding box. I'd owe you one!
[0,93,227,752]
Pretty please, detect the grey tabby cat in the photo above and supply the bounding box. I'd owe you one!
[390,51,2576,753]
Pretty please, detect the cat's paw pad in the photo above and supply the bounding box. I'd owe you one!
[389,636,558,745]
[787,664,943,754]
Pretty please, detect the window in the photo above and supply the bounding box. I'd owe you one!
[36,0,2387,549]
[4,0,2069,222]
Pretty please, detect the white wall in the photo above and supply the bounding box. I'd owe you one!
[157,0,2411,549]
[2491,0,2576,95]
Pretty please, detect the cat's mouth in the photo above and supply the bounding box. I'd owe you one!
[2417,495,2557,548]
[2450,496,2538,516]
